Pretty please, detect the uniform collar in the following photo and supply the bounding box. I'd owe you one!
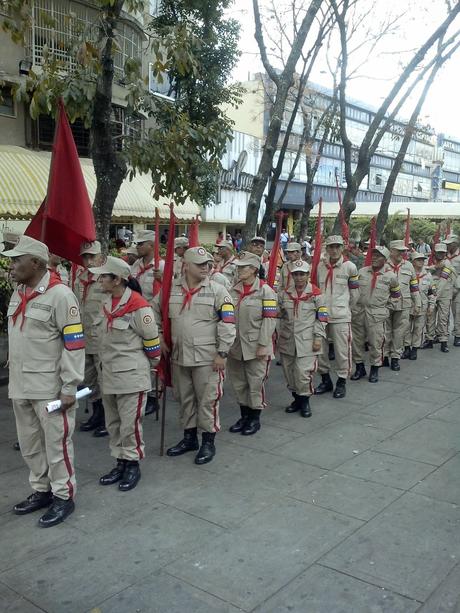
[31,271,50,294]
[233,277,260,292]
[181,275,210,292]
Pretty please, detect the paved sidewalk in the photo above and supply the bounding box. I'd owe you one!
[0,346,459,613]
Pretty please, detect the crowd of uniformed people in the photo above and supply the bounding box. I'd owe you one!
[2,227,460,528]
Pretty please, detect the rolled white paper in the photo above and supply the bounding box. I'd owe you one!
[46,387,92,413]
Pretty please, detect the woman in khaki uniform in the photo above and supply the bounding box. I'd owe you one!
[89,257,161,491]
[227,252,278,435]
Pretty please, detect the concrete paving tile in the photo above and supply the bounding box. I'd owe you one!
[427,399,460,424]
[321,492,460,601]
[218,423,303,452]
[96,570,244,613]
[165,498,363,611]
[253,563,420,613]
[339,379,407,406]
[263,402,350,435]
[417,562,460,613]
[355,406,431,433]
[412,454,460,505]
[0,418,19,443]
[288,471,402,521]
[336,450,437,489]
[393,386,459,408]
[375,418,459,465]
[0,504,225,613]
[0,440,25,475]
[0,582,44,613]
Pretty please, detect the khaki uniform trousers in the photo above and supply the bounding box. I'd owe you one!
[103,391,147,461]
[451,293,460,337]
[426,300,451,342]
[84,353,101,401]
[227,357,271,410]
[318,322,352,379]
[385,309,410,358]
[404,313,427,349]
[172,364,224,433]
[352,313,386,367]
[280,353,318,397]
[13,399,76,500]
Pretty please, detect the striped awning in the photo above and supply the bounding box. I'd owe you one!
[0,145,200,222]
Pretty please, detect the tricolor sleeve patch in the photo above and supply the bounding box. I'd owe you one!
[316,306,328,322]
[143,337,161,359]
[410,278,419,292]
[262,299,277,318]
[63,324,85,351]
[390,284,401,298]
[441,267,451,280]
[220,303,235,323]
[348,275,359,289]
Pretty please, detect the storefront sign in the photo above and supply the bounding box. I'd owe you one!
[217,151,254,202]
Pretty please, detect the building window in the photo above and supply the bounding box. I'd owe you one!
[375,173,382,186]
[37,114,90,156]
[111,106,144,151]
[0,86,15,117]
[149,0,161,15]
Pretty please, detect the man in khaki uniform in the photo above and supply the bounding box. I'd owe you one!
[351,246,401,383]
[247,236,270,279]
[444,234,460,346]
[227,252,277,435]
[279,242,302,292]
[173,236,189,279]
[315,235,359,399]
[278,260,328,418]
[215,239,237,285]
[74,240,107,435]
[155,247,236,464]
[4,236,85,527]
[423,243,454,353]
[383,239,421,371]
[402,252,434,360]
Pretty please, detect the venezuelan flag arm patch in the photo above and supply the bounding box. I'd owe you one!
[262,299,277,318]
[220,303,235,323]
[348,275,359,289]
[316,306,328,322]
[143,337,161,359]
[410,278,419,292]
[441,267,452,280]
[63,324,85,351]
[390,284,401,298]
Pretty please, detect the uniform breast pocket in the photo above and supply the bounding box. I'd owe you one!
[24,307,53,339]
[110,318,130,331]
[193,298,216,320]
[193,336,216,362]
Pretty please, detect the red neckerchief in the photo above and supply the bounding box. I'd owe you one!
[447,251,459,261]
[12,276,62,329]
[324,257,342,292]
[370,267,384,291]
[234,279,264,307]
[135,262,154,279]
[180,285,202,312]
[389,261,401,275]
[286,285,321,316]
[220,257,234,272]
[48,268,62,283]
[103,291,151,330]
[80,271,95,304]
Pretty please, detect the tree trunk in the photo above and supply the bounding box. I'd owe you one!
[298,183,314,240]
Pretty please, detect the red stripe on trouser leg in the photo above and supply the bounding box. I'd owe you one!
[308,358,318,396]
[212,371,224,433]
[61,411,74,500]
[347,323,352,377]
[260,360,270,408]
[134,391,144,460]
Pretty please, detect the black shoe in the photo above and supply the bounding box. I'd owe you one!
[118,462,141,491]
[299,396,312,418]
[454,337,460,347]
[100,459,126,485]
[409,347,417,360]
[368,365,379,383]
[351,363,367,380]
[285,392,300,413]
[440,342,449,353]
[195,432,216,465]
[333,378,346,399]
[382,357,390,367]
[242,409,261,436]
[167,428,199,457]
[13,441,20,451]
[328,343,335,361]
[13,491,53,515]
[390,358,400,371]
[364,342,369,352]
[315,374,333,395]
[229,406,250,433]
[422,340,433,349]
[400,346,411,360]
[145,396,159,416]
[93,425,109,437]
[38,497,75,528]
[80,399,104,432]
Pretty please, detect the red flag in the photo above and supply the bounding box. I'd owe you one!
[404,208,411,259]
[152,207,162,298]
[335,171,349,246]
[158,204,176,387]
[310,198,323,286]
[188,215,200,248]
[268,211,284,288]
[428,224,441,265]
[25,99,95,264]
[364,217,377,267]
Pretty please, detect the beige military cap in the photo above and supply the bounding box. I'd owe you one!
[184,246,210,264]
[215,240,234,250]
[373,245,390,259]
[89,255,131,279]
[410,251,426,261]
[80,240,101,255]
[285,242,302,252]
[325,235,345,246]
[290,259,311,273]
[205,251,214,262]
[389,240,408,251]
[135,230,155,244]
[443,234,459,245]
[234,251,261,268]
[434,243,448,252]
[250,236,266,245]
[175,237,189,248]
[3,231,20,245]
[2,235,49,262]
[125,245,139,256]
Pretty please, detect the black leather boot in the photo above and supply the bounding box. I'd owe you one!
[80,399,104,432]
[242,409,261,436]
[440,342,449,353]
[400,346,411,359]
[409,347,418,360]
[285,392,300,413]
[119,461,141,491]
[454,336,460,347]
[422,339,433,349]
[390,358,400,371]
[99,459,127,485]
[382,357,390,367]
[145,395,159,416]
[93,402,109,437]
[38,497,75,528]
[299,396,312,418]
[368,365,379,383]
[351,363,367,380]
[333,377,346,399]
[195,432,216,465]
[315,373,333,395]
[13,491,53,515]
[167,428,199,457]
[328,343,335,361]
[229,406,250,433]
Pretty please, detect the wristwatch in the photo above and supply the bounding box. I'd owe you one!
[217,351,228,359]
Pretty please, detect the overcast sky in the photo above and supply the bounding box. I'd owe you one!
[227,0,460,137]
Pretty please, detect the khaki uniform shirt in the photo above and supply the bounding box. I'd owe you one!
[155,276,236,367]
[278,261,296,293]
[316,256,359,323]
[414,268,435,314]
[74,268,105,355]
[131,257,156,304]
[429,260,454,301]
[385,260,422,311]
[174,256,184,279]
[446,250,460,293]
[209,269,231,290]
[277,283,328,357]
[354,266,401,322]
[7,271,85,399]
[229,278,277,361]
[97,288,160,395]
[218,256,237,286]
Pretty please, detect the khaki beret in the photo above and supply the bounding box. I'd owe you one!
[215,240,234,250]
[285,242,302,252]
[175,237,189,248]
[434,243,448,253]
[2,235,49,262]
[290,259,310,273]
[444,234,459,245]
[80,240,101,255]
[325,235,344,246]
[89,255,131,280]
[389,240,407,251]
[410,251,426,261]
[234,251,261,268]
[135,230,155,244]
[373,245,390,259]
[250,236,266,245]
[184,246,209,264]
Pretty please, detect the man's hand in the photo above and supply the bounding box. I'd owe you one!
[59,394,76,411]
[153,270,162,281]
[213,355,227,372]
[413,306,421,316]
[256,345,269,360]
[160,339,170,357]
[312,339,322,353]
